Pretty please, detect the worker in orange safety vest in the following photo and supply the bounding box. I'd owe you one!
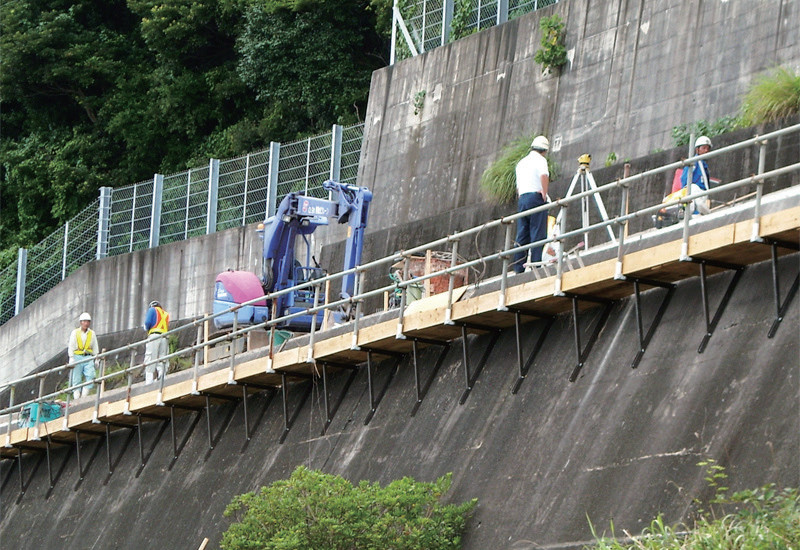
[143,300,170,385]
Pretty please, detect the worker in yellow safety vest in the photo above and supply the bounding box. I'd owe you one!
[68,312,99,399]
[143,300,170,385]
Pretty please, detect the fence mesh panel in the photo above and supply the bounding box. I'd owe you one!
[108,179,154,255]
[23,227,68,308]
[65,200,101,276]
[277,133,333,200]
[0,261,17,325]
[341,124,364,185]
[160,167,210,244]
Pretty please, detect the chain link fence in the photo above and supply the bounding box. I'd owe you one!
[393,0,558,63]
[0,123,365,327]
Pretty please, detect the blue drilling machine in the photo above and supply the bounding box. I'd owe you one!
[212,180,373,332]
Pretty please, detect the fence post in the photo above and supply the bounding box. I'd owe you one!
[14,248,27,315]
[62,222,70,281]
[497,0,509,24]
[242,154,251,226]
[207,158,220,234]
[96,186,113,260]
[442,0,455,45]
[149,174,164,248]
[329,125,343,183]
[267,142,280,218]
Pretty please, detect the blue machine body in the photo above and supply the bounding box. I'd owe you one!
[213,180,372,332]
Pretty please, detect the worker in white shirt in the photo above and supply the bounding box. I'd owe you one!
[513,135,550,273]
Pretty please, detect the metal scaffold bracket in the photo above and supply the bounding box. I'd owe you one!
[761,238,800,338]
[506,308,555,395]
[319,361,360,436]
[279,373,314,444]
[362,347,406,425]
[691,258,746,354]
[459,323,502,405]
[621,277,676,369]
[565,293,615,382]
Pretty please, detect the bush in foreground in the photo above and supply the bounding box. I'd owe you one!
[221,467,477,550]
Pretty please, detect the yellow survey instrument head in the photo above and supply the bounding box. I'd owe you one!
[578,154,591,166]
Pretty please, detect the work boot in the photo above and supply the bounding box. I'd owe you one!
[81,386,90,398]
[73,390,81,400]
[156,366,165,381]
[145,371,154,385]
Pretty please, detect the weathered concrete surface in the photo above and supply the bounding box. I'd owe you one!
[1,257,797,549]
[358,0,800,234]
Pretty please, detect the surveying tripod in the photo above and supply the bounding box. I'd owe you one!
[556,155,617,249]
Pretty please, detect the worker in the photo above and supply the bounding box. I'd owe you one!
[512,135,550,273]
[680,135,713,214]
[143,300,170,385]
[68,312,99,399]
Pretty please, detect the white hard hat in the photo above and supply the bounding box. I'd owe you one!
[531,135,550,151]
[79,312,92,322]
[149,300,160,308]
[695,136,712,148]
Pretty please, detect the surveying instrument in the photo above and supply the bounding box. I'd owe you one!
[556,154,617,249]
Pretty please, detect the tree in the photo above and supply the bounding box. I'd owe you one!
[221,466,477,549]
[236,0,383,141]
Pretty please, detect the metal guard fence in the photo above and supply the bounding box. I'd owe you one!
[392,0,559,63]
[0,123,364,326]
[2,122,799,433]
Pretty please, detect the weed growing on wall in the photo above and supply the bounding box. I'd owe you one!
[587,460,800,549]
[534,14,567,74]
[481,135,559,203]
[741,66,800,126]
[671,116,742,148]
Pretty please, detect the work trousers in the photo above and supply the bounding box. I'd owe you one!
[144,333,169,378]
[70,357,96,393]
[513,192,548,273]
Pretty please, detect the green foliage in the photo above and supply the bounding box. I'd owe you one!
[236,0,382,141]
[533,14,567,74]
[449,0,476,42]
[671,115,743,148]
[740,66,800,126]
[221,467,477,549]
[587,461,800,549]
[413,90,427,116]
[480,135,558,204]
[605,152,617,167]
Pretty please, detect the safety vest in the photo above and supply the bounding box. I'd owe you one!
[74,328,94,356]
[149,306,170,334]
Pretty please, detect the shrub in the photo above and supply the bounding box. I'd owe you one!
[741,66,800,126]
[221,467,477,550]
